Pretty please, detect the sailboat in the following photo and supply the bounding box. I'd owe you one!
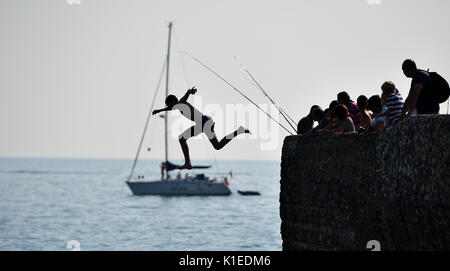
[126,22,232,196]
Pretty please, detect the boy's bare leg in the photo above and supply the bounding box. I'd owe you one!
[209,126,250,150]
[178,138,193,169]
[177,124,203,170]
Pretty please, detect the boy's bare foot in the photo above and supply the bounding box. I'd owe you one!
[237,126,252,135]
[177,163,193,170]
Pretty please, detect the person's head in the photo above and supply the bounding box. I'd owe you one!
[402,59,417,78]
[165,95,178,108]
[381,81,396,95]
[309,105,320,116]
[333,104,349,120]
[367,95,382,113]
[337,91,351,104]
[311,107,324,122]
[329,100,339,109]
[327,100,339,118]
[357,95,368,110]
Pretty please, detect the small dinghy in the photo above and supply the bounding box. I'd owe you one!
[237,190,260,196]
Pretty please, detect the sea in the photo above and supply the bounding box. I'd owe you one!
[0,158,282,251]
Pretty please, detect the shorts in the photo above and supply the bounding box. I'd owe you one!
[416,95,440,114]
[179,115,216,140]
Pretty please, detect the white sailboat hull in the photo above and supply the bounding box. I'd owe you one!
[126,178,232,196]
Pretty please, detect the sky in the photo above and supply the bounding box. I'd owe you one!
[0,0,449,161]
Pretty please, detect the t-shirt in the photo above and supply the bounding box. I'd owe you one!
[297,115,313,134]
[372,106,387,128]
[411,70,440,114]
[386,92,404,124]
[332,117,355,133]
[345,101,361,130]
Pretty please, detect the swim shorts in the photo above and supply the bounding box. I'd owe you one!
[179,115,216,140]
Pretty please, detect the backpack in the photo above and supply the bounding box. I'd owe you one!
[428,70,450,103]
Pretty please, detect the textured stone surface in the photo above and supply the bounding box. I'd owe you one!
[280,115,450,251]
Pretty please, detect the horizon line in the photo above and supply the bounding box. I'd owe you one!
[0,155,280,162]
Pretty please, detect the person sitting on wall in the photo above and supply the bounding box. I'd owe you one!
[379,81,405,125]
[401,59,440,116]
[312,100,339,134]
[297,105,321,135]
[309,107,327,134]
[337,91,361,130]
[367,95,387,131]
[310,108,328,134]
[357,95,372,131]
[330,104,356,134]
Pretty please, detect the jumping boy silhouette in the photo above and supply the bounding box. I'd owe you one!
[152,87,251,169]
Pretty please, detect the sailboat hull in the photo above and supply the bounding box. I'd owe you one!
[126,179,232,196]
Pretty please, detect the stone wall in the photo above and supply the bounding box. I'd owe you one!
[280,115,450,251]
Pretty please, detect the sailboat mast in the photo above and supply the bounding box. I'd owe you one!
[164,22,172,178]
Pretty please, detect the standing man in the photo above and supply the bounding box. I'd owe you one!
[401,59,440,116]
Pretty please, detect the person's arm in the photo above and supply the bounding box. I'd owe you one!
[362,114,372,130]
[305,120,314,134]
[152,107,171,115]
[374,108,392,117]
[401,83,423,116]
[297,117,311,135]
[179,87,197,103]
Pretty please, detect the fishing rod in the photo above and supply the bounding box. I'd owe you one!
[233,56,298,134]
[181,51,294,136]
[241,74,298,128]
[278,107,298,128]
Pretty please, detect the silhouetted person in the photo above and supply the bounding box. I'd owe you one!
[337,91,361,129]
[297,105,320,135]
[328,100,340,111]
[310,107,329,134]
[313,100,339,134]
[357,95,372,131]
[401,59,439,116]
[152,87,250,170]
[330,104,355,134]
[368,95,387,131]
[381,81,404,125]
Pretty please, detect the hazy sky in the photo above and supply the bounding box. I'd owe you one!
[1,0,449,161]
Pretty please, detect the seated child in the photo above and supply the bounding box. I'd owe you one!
[380,81,404,125]
[367,95,387,131]
[357,95,372,131]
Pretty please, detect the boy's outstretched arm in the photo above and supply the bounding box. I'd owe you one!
[179,87,197,103]
[152,107,171,115]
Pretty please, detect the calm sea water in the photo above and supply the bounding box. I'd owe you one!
[0,158,281,251]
